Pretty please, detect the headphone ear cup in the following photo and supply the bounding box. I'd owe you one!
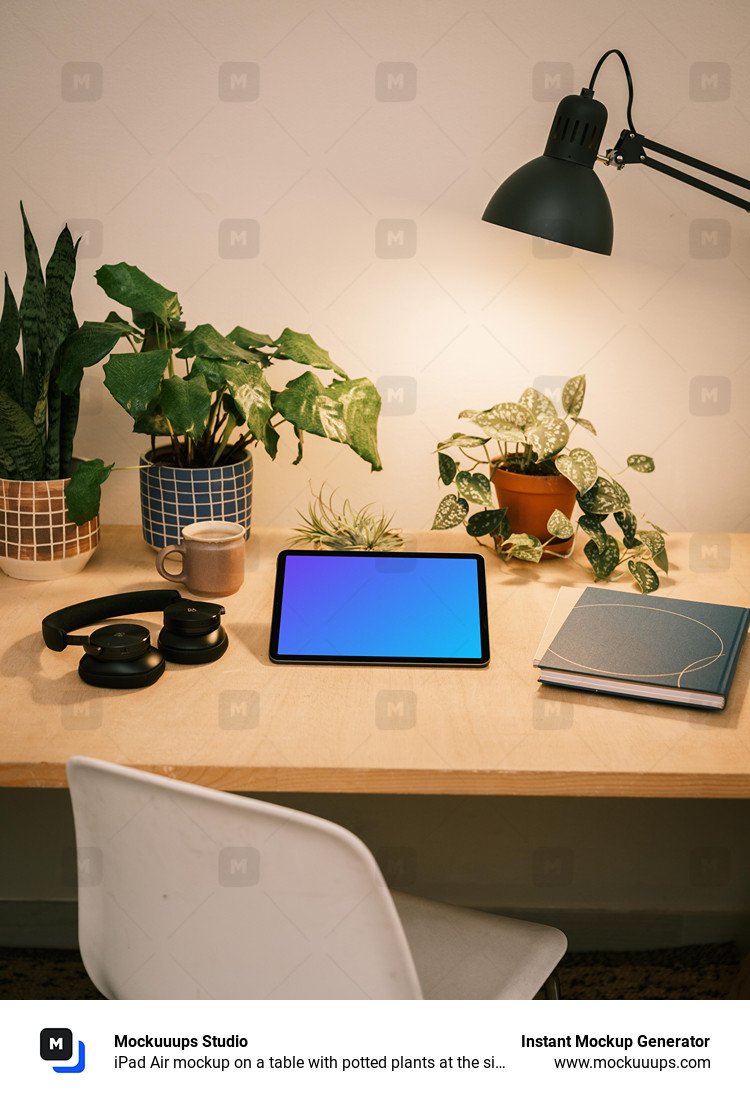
[157,624,228,664]
[78,648,166,689]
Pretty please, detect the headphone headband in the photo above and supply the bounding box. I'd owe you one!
[41,589,181,651]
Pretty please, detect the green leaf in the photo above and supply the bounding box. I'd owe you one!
[526,416,569,460]
[95,263,181,325]
[0,389,44,479]
[578,476,630,515]
[274,329,348,379]
[438,451,457,485]
[158,374,212,441]
[636,529,665,560]
[0,274,22,405]
[578,513,608,552]
[653,546,669,575]
[175,323,260,363]
[260,419,279,460]
[436,431,489,451]
[43,223,78,367]
[572,416,596,434]
[464,402,529,438]
[19,202,47,419]
[132,405,172,437]
[546,509,574,539]
[627,453,655,473]
[103,349,172,420]
[64,459,113,525]
[58,320,135,395]
[613,509,640,548]
[455,470,492,505]
[43,221,79,474]
[272,371,382,470]
[431,494,469,530]
[466,507,509,539]
[611,478,630,508]
[518,387,556,424]
[628,560,660,593]
[584,533,620,579]
[192,357,274,443]
[225,325,275,349]
[554,447,598,492]
[562,374,586,417]
[503,533,544,562]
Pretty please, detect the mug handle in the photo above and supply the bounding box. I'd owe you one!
[155,543,186,583]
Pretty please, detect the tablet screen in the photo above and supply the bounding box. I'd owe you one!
[269,550,490,667]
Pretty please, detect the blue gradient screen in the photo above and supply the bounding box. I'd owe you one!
[272,552,488,663]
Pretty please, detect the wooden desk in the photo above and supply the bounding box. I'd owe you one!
[2,527,749,797]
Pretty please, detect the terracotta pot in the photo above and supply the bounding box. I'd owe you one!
[139,447,253,550]
[0,461,99,580]
[491,461,577,554]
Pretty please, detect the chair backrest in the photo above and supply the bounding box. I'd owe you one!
[66,756,422,999]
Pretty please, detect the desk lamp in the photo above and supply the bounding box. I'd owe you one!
[482,49,750,254]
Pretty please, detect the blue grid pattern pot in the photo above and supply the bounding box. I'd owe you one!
[139,448,253,550]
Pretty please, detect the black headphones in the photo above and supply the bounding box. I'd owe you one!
[41,589,228,689]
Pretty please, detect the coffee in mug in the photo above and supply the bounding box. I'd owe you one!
[155,521,246,597]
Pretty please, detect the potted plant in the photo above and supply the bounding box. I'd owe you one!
[290,485,404,551]
[68,263,383,549]
[0,205,112,579]
[432,374,669,592]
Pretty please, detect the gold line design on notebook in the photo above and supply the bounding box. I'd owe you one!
[544,601,725,687]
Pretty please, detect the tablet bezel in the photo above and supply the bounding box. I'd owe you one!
[268,549,490,667]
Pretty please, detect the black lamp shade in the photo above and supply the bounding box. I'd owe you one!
[483,92,614,255]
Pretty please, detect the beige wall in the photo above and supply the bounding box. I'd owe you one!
[2,0,748,535]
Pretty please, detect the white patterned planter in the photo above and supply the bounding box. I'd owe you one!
[0,466,99,580]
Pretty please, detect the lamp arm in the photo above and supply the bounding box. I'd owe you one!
[607,130,750,213]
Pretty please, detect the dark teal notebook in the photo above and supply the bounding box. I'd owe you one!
[537,586,750,709]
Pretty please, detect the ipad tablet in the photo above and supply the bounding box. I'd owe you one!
[269,550,490,667]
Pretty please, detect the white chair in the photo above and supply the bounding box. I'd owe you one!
[66,756,567,999]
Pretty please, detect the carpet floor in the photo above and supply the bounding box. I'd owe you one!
[0,942,745,999]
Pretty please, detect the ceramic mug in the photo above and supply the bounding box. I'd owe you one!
[155,521,246,597]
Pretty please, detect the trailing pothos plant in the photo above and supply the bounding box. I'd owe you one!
[60,263,382,475]
[431,374,669,593]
